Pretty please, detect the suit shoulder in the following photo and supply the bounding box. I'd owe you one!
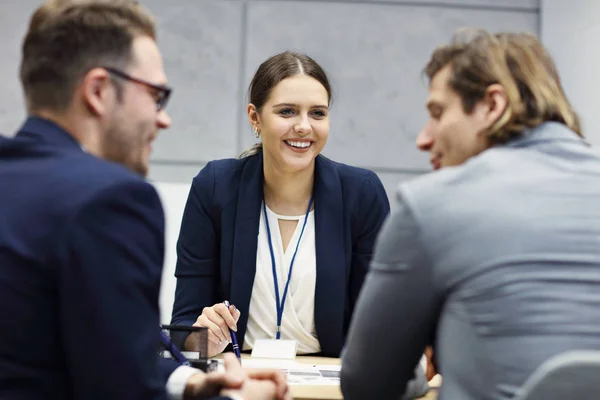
[188,156,256,208]
[397,149,522,218]
[191,157,247,184]
[50,152,157,211]
[318,157,390,217]
[320,156,381,186]
[5,151,161,243]
[70,153,150,191]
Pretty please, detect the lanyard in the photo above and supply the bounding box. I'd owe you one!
[263,195,314,339]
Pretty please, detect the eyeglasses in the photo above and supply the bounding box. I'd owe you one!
[103,66,172,111]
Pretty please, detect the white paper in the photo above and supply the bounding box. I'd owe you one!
[216,358,341,386]
[251,339,297,359]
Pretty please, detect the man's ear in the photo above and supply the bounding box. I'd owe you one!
[481,83,509,130]
[80,67,114,117]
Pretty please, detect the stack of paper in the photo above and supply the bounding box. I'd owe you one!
[216,358,341,386]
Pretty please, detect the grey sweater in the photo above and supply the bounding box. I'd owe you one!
[340,122,600,400]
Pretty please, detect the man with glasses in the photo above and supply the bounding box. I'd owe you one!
[0,1,288,400]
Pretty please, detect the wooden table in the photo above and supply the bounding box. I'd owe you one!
[218,354,439,400]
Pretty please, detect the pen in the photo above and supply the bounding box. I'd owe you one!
[159,330,191,366]
[224,300,241,361]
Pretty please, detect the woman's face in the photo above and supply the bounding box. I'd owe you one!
[249,74,330,173]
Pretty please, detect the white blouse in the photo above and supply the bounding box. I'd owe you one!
[242,203,321,354]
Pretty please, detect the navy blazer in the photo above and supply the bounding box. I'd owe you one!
[0,117,185,399]
[171,152,390,357]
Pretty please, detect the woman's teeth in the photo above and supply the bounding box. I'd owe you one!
[285,140,311,148]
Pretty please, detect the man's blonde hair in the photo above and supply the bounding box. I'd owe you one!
[424,28,581,144]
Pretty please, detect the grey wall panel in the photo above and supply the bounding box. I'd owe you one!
[541,0,600,145]
[148,161,205,184]
[241,1,538,172]
[258,0,539,11]
[375,170,427,210]
[143,0,244,163]
[0,0,540,181]
[0,0,42,137]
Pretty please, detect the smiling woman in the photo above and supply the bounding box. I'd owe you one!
[249,73,329,179]
[170,51,391,360]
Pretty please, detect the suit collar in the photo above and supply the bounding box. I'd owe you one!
[17,116,83,151]
[504,122,588,149]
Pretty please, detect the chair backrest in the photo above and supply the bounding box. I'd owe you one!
[513,351,600,400]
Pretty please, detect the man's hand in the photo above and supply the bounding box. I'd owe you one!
[222,379,289,400]
[425,346,437,381]
[183,354,245,399]
[245,369,289,400]
[183,353,290,400]
[220,353,290,400]
[183,360,244,398]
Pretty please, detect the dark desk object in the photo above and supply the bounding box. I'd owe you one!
[159,325,217,372]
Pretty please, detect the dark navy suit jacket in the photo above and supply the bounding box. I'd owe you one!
[0,117,221,399]
[171,152,390,357]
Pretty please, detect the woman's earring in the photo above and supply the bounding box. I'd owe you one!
[254,127,260,139]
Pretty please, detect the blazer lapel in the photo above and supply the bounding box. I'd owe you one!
[230,153,263,344]
[313,155,346,356]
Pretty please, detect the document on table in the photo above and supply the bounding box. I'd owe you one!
[286,364,340,386]
[216,358,341,386]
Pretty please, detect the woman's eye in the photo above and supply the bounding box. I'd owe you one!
[279,108,295,116]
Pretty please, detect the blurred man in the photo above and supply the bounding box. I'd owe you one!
[0,1,287,399]
[341,29,600,400]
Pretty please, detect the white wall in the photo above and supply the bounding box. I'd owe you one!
[153,182,192,324]
[541,0,600,144]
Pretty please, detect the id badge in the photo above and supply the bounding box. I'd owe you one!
[251,339,297,359]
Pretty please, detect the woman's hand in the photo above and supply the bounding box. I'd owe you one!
[193,302,241,357]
